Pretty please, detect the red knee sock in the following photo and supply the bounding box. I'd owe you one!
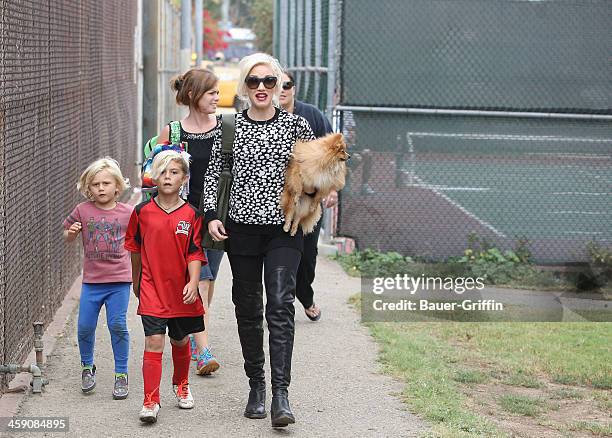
[171,341,191,386]
[142,351,163,405]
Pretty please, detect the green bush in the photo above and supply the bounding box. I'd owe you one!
[452,234,559,287]
[584,241,612,289]
[333,234,562,289]
[332,248,414,278]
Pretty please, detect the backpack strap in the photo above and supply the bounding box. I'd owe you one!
[143,136,156,160]
[169,120,181,145]
[221,114,235,155]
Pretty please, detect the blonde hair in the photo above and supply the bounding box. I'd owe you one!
[171,68,219,107]
[151,150,191,182]
[77,157,129,200]
[237,52,283,106]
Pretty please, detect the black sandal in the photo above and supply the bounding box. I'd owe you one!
[305,304,321,322]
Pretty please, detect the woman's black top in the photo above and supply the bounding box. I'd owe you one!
[180,116,221,208]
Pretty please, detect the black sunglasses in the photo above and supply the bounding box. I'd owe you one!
[245,75,278,90]
[282,81,294,90]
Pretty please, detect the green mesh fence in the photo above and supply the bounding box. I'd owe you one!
[276,0,611,264]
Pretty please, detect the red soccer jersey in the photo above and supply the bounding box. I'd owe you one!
[125,198,207,318]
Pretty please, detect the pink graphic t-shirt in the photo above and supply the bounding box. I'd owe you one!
[63,201,133,283]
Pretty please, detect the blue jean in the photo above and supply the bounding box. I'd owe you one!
[200,249,224,281]
[78,282,130,373]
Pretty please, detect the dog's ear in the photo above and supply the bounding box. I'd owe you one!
[328,132,343,144]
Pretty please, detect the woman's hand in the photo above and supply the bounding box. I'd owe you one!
[323,190,339,208]
[208,220,228,242]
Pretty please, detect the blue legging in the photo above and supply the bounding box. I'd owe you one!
[78,282,130,373]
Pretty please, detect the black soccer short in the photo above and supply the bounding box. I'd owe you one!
[141,315,205,341]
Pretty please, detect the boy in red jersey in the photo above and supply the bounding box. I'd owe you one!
[125,150,207,423]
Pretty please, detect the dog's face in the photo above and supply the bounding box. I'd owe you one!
[321,133,350,164]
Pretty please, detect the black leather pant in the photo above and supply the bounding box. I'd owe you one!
[229,247,301,392]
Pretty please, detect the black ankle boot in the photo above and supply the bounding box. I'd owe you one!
[264,266,297,427]
[244,386,267,419]
[271,390,295,427]
[232,279,267,419]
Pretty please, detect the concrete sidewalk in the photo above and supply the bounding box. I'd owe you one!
[6,256,426,437]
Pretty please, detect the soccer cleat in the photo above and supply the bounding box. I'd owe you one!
[139,392,160,423]
[139,402,160,423]
[173,380,195,409]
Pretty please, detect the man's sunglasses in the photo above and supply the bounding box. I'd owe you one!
[282,81,294,90]
[245,75,278,90]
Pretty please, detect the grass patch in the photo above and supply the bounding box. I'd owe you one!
[423,323,612,389]
[592,390,612,411]
[346,283,611,436]
[368,322,501,437]
[353,317,611,435]
[549,387,583,400]
[498,394,545,417]
[453,369,488,385]
[568,421,612,436]
[501,372,543,389]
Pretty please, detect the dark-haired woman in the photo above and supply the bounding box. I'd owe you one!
[156,68,223,376]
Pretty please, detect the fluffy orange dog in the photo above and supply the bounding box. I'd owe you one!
[281,132,349,236]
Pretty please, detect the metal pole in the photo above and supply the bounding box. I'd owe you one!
[287,66,328,73]
[33,322,44,369]
[321,0,338,243]
[314,0,322,107]
[273,0,279,58]
[289,0,296,68]
[302,0,317,100]
[142,0,160,146]
[325,0,337,120]
[180,0,192,72]
[195,0,203,66]
[222,0,230,30]
[335,105,612,121]
[274,0,289,67]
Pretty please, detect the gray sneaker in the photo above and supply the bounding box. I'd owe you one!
[113,373,129,400]
[81,365,96,393]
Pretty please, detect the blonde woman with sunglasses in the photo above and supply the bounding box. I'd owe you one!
[202,53,315,428]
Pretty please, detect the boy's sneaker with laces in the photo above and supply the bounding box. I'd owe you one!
[81,364,96,393]
[189,335,197,361]
[196,346,220,376]
[173,380,195,409]
[139,392,160,423]
[139,403,160,423]
[113,373,129,400]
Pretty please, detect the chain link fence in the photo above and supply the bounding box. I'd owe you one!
[279,0,612,264]
[0,0,138,390]
[275,0,338,239]
[274,0,335,116]
[141,0,183,156]
[158,0,183,130]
